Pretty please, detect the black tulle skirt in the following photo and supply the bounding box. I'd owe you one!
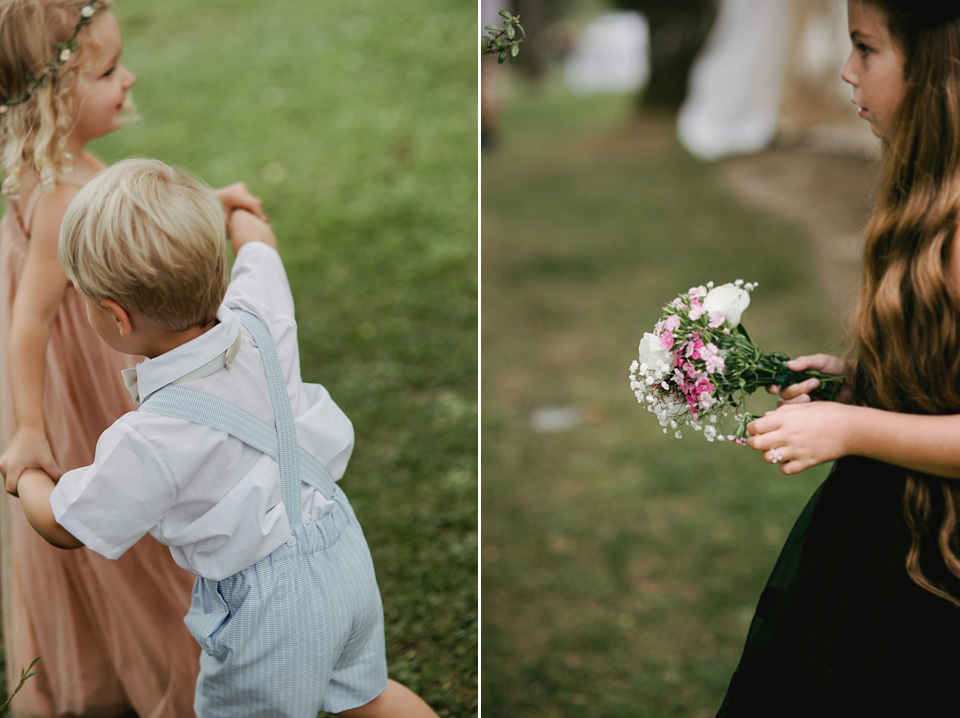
[717,456,960,717]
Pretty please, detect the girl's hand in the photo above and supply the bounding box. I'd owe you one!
[227,209,277,254]
[0,427,62,497]
[215,183,267,222]
[768,354,854,405]
[746,401,854,474]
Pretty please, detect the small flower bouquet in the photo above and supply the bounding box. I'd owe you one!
[628,281,844,442]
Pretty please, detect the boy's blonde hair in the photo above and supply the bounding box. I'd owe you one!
[0,0,134,197]
[58,158,227,332]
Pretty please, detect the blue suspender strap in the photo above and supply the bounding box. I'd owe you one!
[227,311,338,500]
[138,308,337,528]
[233,309,302,527]
[139,385,337,500]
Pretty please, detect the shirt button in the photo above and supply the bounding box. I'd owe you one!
[286,537,297,547]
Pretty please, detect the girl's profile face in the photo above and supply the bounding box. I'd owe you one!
[70,12,135,144]
[840,1,906,140]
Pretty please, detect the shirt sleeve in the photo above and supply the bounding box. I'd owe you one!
[50,418,179,560]
[224,242,296,322]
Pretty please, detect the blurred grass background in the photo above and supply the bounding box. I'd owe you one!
[1,0,477,715]
[481,82,853,717]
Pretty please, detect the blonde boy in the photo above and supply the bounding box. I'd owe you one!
[10,158,437,718]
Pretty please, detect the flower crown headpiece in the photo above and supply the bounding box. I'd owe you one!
[0,4,99,114]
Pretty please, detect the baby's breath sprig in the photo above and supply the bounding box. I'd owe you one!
[481,10,525,64]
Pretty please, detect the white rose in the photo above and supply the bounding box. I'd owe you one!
[703,283,750,326]
[637,332,671,375]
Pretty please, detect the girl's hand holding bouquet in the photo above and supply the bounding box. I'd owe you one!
[771,354,854,405]
[629,281,847,443]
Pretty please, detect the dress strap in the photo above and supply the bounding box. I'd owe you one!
[10,180,85,239]
[10,186,44,238]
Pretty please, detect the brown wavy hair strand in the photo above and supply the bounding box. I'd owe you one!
[855,1,960,606]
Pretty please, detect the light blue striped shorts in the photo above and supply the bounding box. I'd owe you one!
[185,487,388,717]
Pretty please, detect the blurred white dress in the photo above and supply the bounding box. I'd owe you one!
[677,0,791,160]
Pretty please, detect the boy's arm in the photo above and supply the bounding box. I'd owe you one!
[16,469,83,549]
[223,207,295,325]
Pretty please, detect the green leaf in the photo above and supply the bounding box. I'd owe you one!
[498,9,512,19]
[506,26,515,39]
[511,44,520,57]
[484,24,499,32]
[498,49,508,63]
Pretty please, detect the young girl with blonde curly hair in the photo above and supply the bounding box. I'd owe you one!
[0,1,263,714]
[719,1,960,715]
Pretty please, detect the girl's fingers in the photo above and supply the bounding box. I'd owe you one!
[747,413,778,437]
[779,378,819,401]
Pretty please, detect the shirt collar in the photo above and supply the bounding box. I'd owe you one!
[122,307,242,405]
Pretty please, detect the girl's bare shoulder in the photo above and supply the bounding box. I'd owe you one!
[29,183,83,250]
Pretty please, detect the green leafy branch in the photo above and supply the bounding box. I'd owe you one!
[481,10,525,64]
[0,658,40,713]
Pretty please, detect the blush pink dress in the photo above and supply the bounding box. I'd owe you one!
[0,188,199,717]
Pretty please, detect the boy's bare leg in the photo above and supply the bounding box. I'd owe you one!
[335,679,439,718]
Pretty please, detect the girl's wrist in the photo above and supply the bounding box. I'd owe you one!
[14,423,46,437]
[836,403,862,457]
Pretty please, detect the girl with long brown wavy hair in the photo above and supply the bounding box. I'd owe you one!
[718,1,960,716]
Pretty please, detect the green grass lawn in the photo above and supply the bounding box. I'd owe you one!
[2,1,477,715]
[481,83,850,717]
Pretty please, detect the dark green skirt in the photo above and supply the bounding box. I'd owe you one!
[717,457,960,717]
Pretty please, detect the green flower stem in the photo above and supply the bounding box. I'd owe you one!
[0,657,40,712]
[716,328,846,439]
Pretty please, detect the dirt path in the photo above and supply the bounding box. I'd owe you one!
[720,144,877,312]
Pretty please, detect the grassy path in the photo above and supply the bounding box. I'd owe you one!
[482,86,854,717]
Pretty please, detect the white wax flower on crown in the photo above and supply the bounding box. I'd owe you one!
[703,282,751,327]
[81,5,96,17]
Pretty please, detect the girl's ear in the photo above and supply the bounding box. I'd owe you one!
[99,299,133,337]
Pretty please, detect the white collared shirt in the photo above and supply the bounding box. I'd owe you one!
[50,243,354,580]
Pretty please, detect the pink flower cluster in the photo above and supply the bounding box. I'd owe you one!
[630,280,758,442]
[660,327,725,419]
